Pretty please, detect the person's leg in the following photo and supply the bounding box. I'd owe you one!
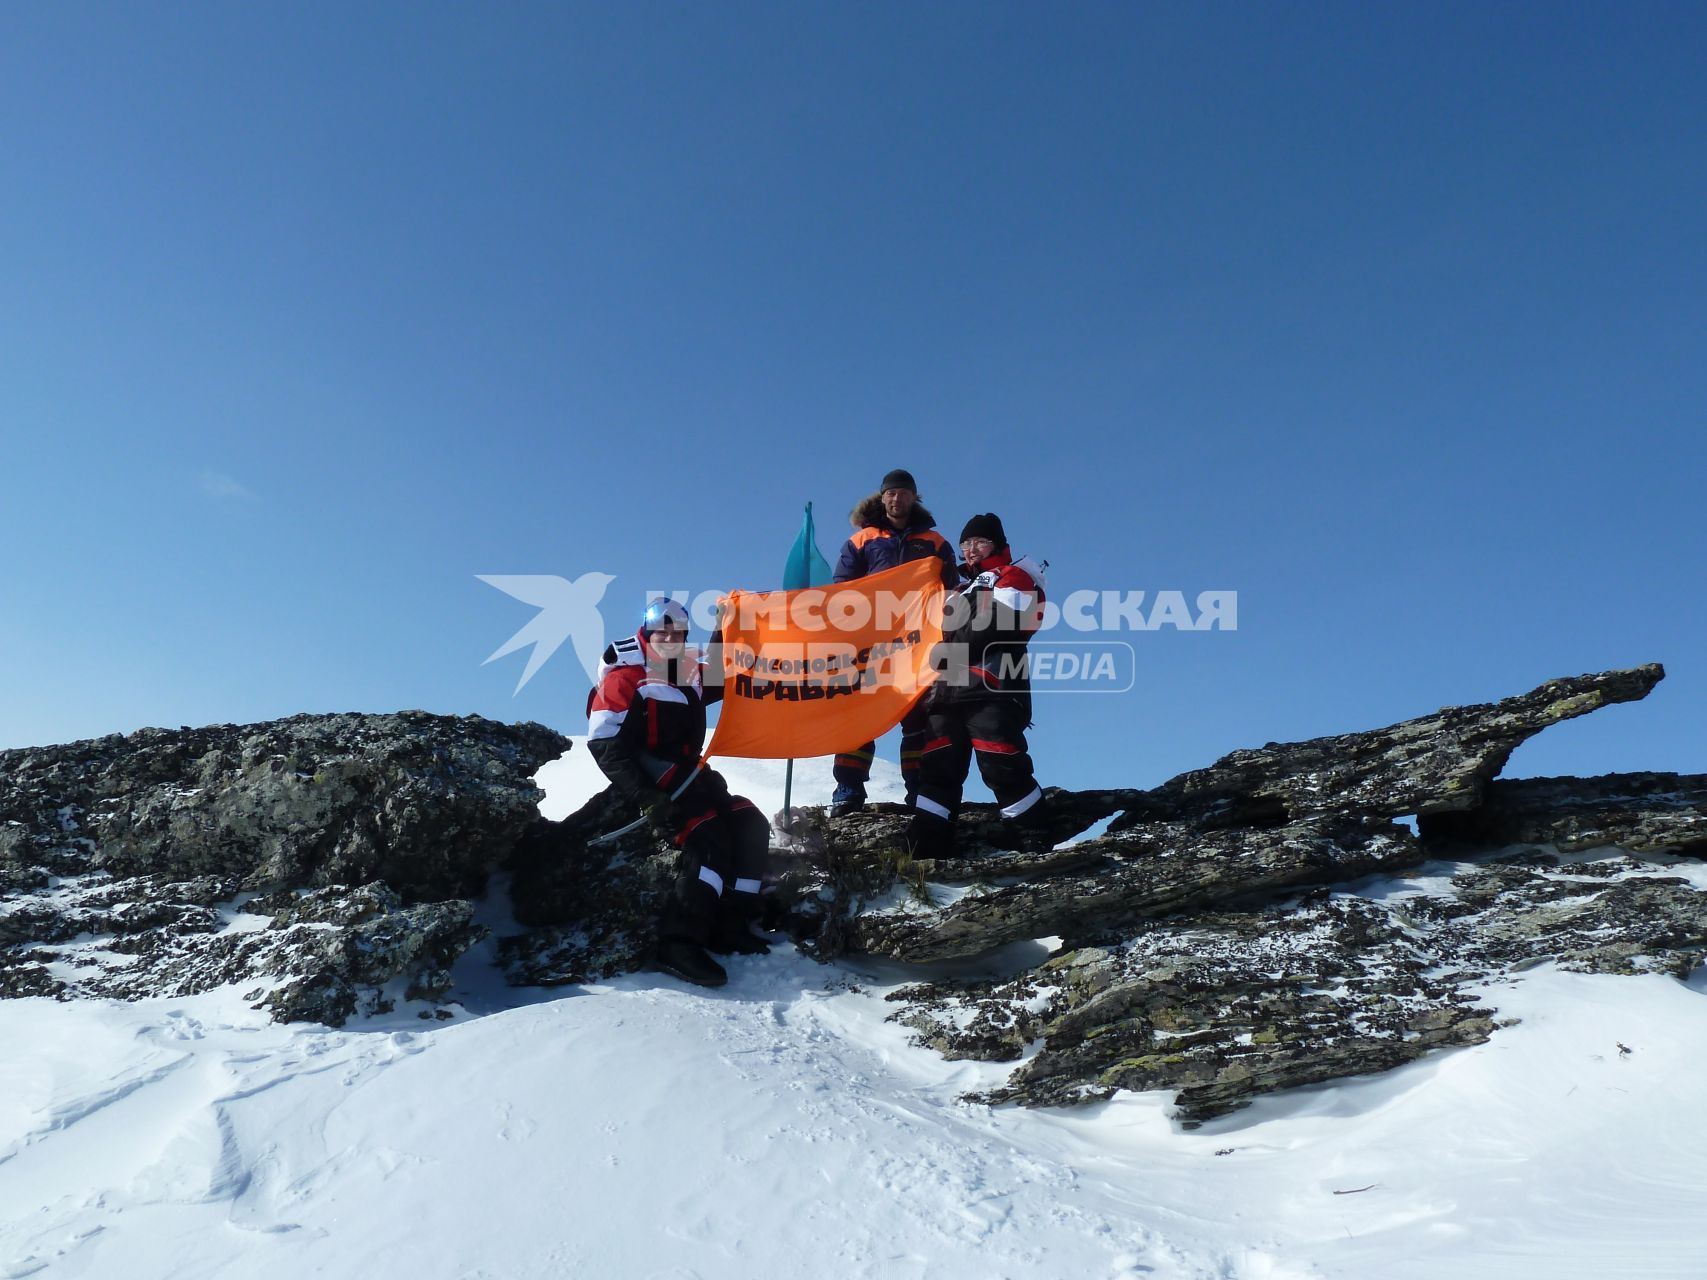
[656,797,738,986]
[832,742,875,813]
[898,701,931,806]
[967,697,1048,828]
[707,796,772,955]
[909,704,972,857]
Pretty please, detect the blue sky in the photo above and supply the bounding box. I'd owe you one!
[3,3,1702,793]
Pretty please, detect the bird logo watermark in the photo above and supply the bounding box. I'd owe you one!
[477,572,617,692]
[479,573,1234,696]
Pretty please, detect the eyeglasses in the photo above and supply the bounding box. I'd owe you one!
[960,538,995,552]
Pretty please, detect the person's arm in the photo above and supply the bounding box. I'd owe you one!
[989,564,1041,625]
[934,534,958,586]
[585,666,647,797]
[831,535,863,583]
[957,564,1041,680]
[586,668,685,796]
[699,632,725,706]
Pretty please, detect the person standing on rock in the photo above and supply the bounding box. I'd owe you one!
[585,598,771,988]
[828,467,958,815]
[908,513,1051,858]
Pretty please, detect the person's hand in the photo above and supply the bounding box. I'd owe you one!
[641,791,674,838]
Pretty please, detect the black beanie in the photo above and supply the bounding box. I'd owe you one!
[959,513,1007,549]
[880,468,917,493]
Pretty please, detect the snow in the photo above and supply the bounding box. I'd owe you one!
[2,746,1706,1279]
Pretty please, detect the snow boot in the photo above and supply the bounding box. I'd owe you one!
[655,935,728,988]
[1006,793,1056,850]
[906,811,956,860]
[830,783,867,818]
[708,916,772,956]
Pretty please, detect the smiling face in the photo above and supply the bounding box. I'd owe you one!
[645,621,687,659]
[960,535,995,569]
[881,486,916,528]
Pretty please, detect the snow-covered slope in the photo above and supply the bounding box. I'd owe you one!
[3,748,1705,1279]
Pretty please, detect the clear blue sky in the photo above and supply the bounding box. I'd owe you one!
[3,3,1702,792]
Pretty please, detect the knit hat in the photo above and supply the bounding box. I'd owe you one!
[880,469,917,494]
[958,513,1007,549]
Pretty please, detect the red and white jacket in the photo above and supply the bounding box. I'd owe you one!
[942,548,1047,695]
[584,629,722,798]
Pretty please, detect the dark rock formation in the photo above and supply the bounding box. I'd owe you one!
[0,712,568,899]
[1420,772,1707,857]
[817,663,1706,1122]
[4,664,1702,1126]
[498,789,682,986]
[887,847,1707,1124]
[0,713,566,1022]
[795,666,1669,966]
[848,818,1423,963]
[1109,663,1664,832]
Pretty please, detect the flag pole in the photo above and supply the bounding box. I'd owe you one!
[777,499,828,833]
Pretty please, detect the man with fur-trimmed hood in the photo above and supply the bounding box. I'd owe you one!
[828,468,957,814]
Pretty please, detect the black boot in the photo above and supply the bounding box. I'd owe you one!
[906,810,956,860]
[655,935,728,988]
[708,915,771,956]
[1006,793,1055,850]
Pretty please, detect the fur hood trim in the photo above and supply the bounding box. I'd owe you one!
[849,493,938,531]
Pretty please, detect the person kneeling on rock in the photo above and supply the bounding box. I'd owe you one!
[908,513,1052,859]
[585,598,771,988]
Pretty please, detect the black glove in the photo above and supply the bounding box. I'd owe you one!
[640,791,674,839]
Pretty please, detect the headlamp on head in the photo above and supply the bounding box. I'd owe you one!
[641,598,690,635]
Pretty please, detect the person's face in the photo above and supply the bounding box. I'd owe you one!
[648,623,687,658]
[882,487,915,527]
[960,536,995,568]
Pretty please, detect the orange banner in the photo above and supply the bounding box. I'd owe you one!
[705,558,946,760]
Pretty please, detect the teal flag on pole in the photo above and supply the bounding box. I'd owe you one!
[782,501,832,589]
[779,501,833,815]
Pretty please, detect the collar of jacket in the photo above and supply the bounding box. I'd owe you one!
[850,494,937,533]
[962,547,1014,578]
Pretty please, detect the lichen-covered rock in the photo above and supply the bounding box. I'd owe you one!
[886,846,1707,1123]
[1420,772,1707,857]
[498,789,682,985]
[0,713,558,1024]
[847,819,1423,963]
[1414,855,1707,979]
[0,872,483,1026]
[0,712,569,900]
[5,659,1701,1134]
[1111,664,1664,832]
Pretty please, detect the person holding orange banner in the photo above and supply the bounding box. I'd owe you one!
[909,513,1052,858]
[828,468,957,815]
[586,598,770,988]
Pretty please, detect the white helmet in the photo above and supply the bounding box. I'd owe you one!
[640,597,690,636]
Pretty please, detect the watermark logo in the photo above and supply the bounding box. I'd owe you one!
[955,641,1138,694]
[480,575,1232,694]
[477,572,616,692]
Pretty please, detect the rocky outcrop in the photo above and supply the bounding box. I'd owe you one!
[498,788,685,986]
[786,663,1707,1122]
[0,713,567,1023]
[3,665,1703,1125]
[0,712,567,899]
[1109,663,1664,831]
[1420,772,1707,857]
[781,665,1671,965]
[886,846,1707,1124]
[847,818,1423,963]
